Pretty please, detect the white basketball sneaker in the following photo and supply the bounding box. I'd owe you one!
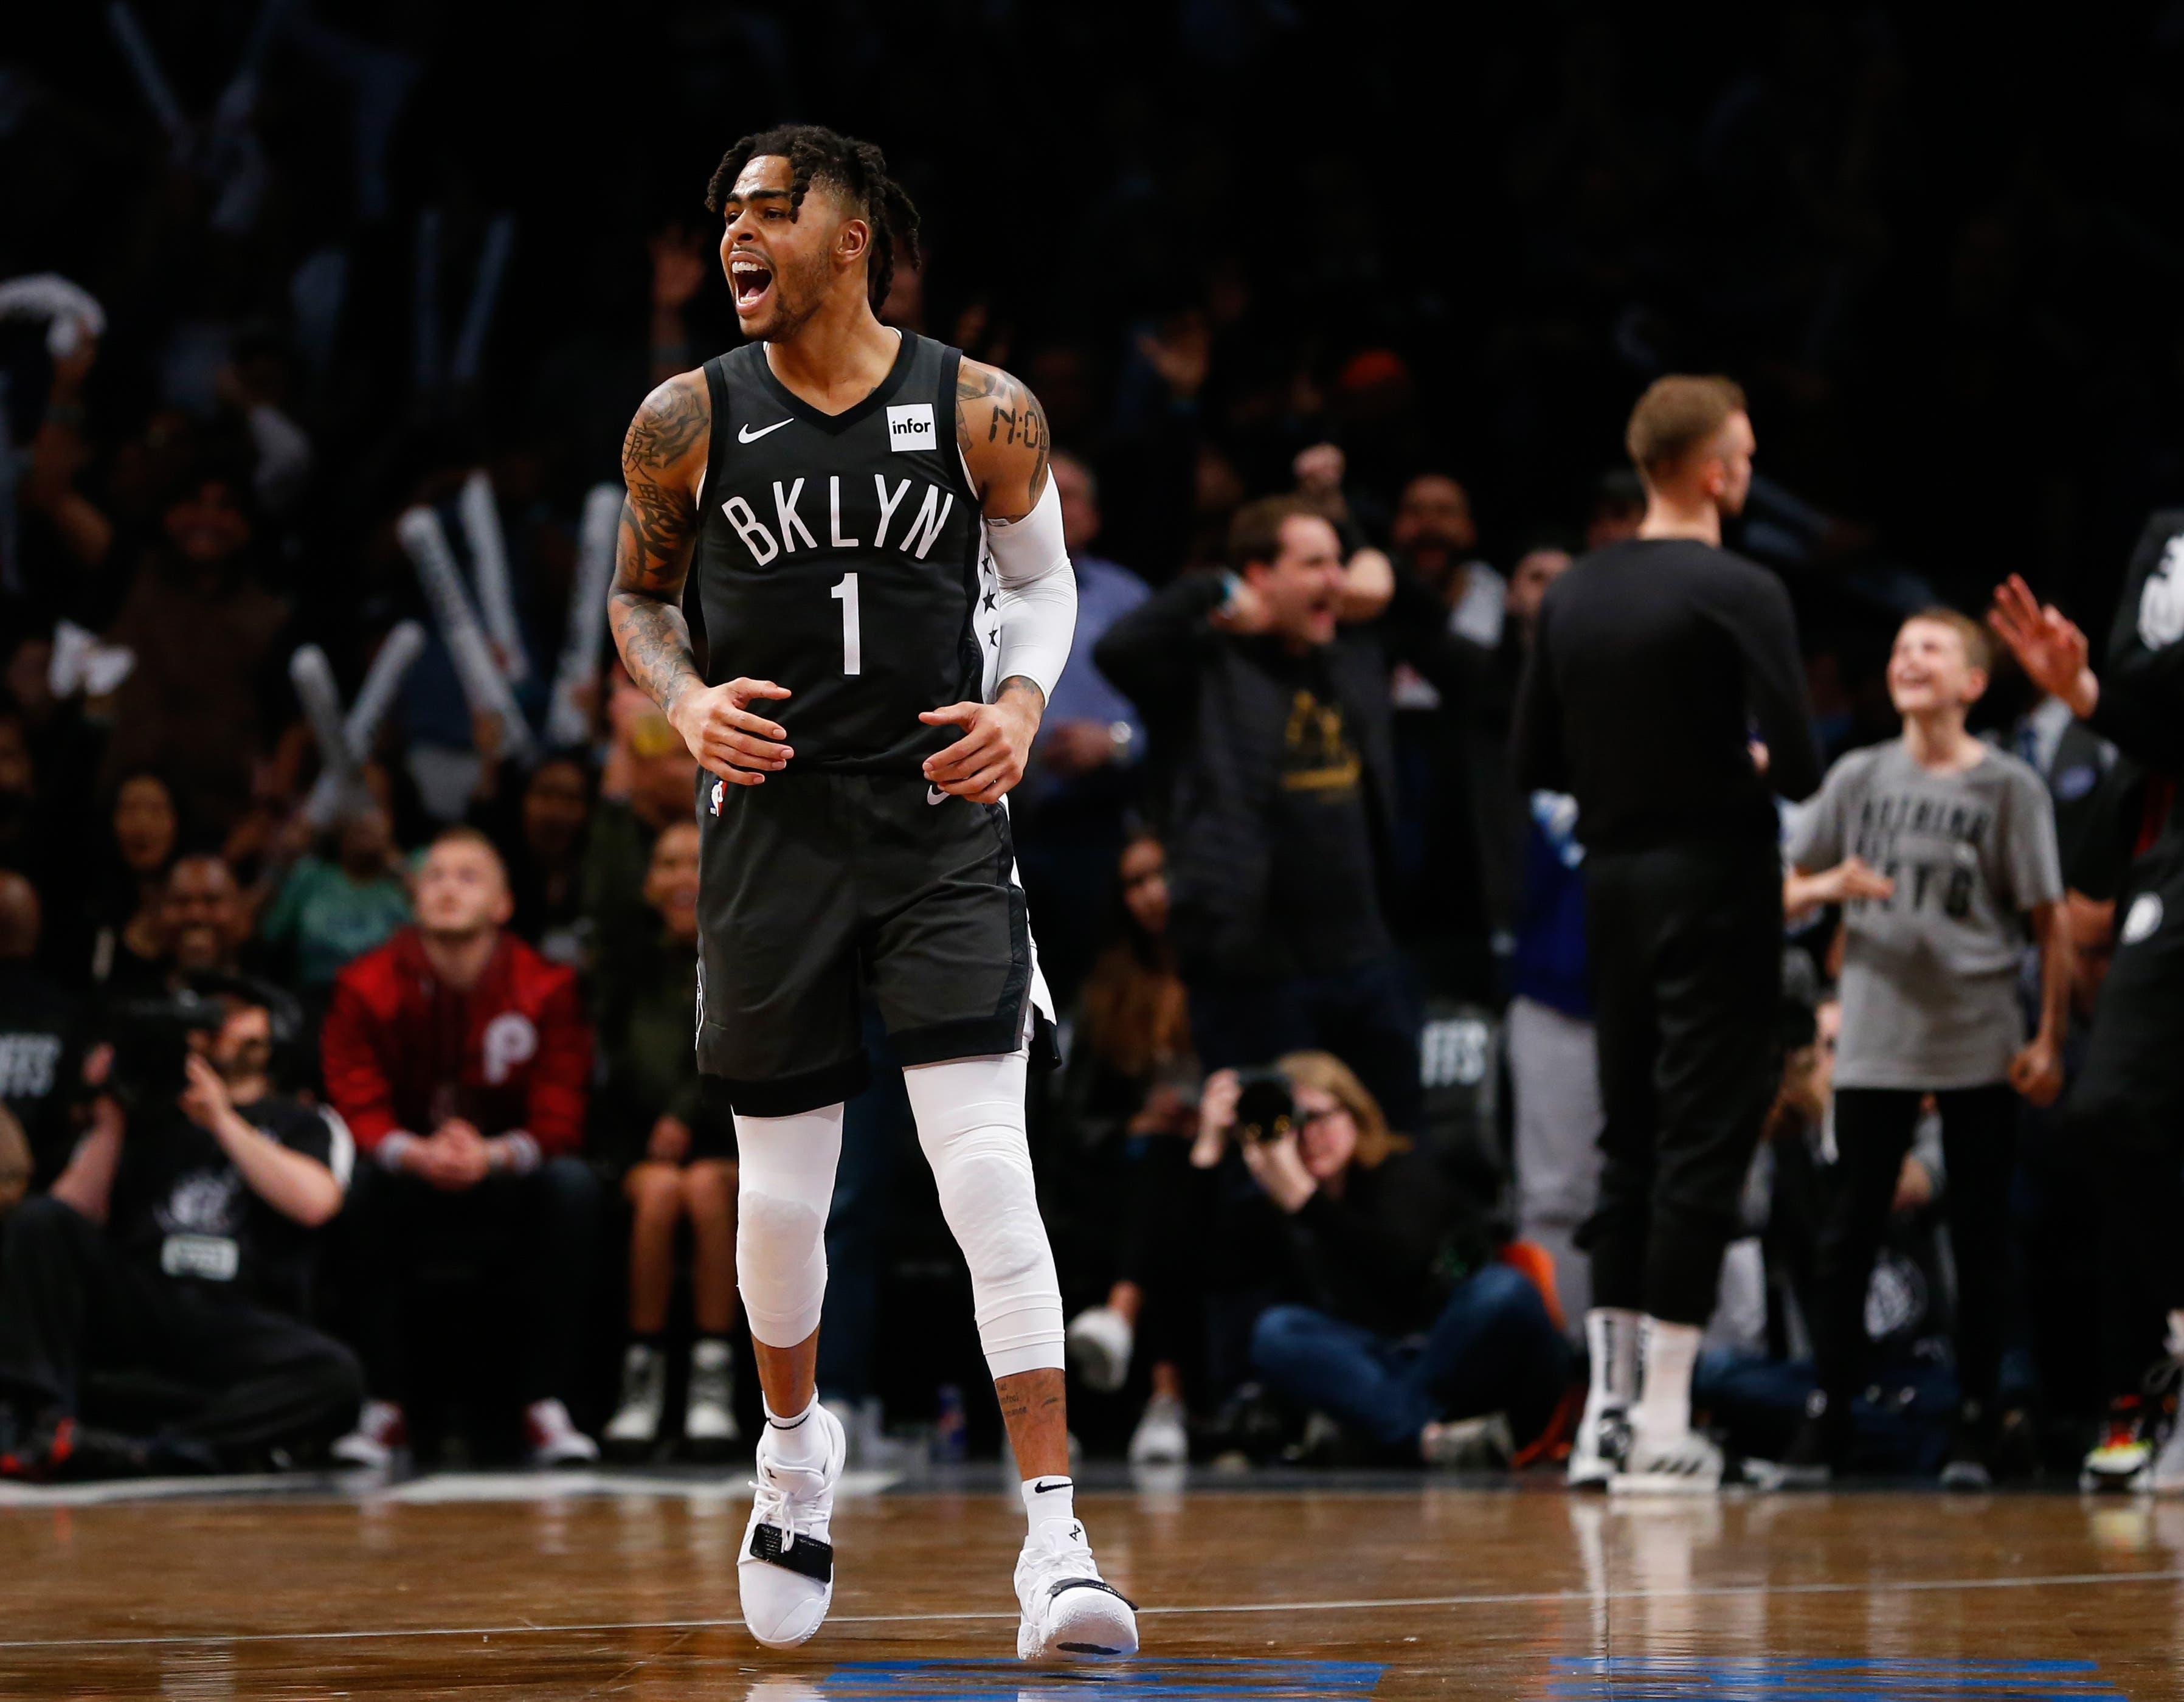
[331,1398,406,1468]
[603,1344,666,1459]
[1566,1400,1629,1489]
[1126,1391,1188,1465]
[1015,1518,1139,1660]
[525,1398,600,1467]
[739,1402,846,1649]
[685,1338,742,1458]
[1612,1424,1724,1495]
[1065,1306,1135,1395]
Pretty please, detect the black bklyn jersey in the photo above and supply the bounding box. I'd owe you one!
[693,333,1003,775]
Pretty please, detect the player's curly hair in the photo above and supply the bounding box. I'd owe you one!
[704,124,922,314]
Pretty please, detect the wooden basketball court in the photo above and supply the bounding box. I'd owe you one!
[3,1469,2177,1698]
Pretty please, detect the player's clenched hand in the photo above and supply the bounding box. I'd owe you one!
[919,688,1041,804]
[670,677,793,786]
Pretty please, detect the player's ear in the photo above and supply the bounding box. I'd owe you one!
[836,214,871,269]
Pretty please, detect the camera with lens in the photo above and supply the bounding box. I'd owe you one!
[1230,1067,1296,1146]
[103,992,223,1113]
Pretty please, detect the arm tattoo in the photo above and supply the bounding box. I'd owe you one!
[956,361,1051,508]
[996,674,1046,713]
[609,378,707,719]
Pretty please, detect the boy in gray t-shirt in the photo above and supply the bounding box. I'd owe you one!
[1778,609,2070,1486]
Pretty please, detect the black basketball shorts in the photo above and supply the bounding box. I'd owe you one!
[693,769,1048,1116]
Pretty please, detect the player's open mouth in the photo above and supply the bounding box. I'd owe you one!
[731,257,774,311]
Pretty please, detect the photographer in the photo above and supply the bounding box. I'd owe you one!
[0,988,361,1478]
[1204,1053,1569,1468]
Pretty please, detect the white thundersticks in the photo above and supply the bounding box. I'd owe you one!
[739,1399,847,1649]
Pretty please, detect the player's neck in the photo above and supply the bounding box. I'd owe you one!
[764,293,900,413]
[1901,710,1978,770]
[417,926,498,990]
[1636,490,1721,546]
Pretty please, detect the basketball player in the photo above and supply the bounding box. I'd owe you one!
[1990,557,2184,1492]
[607,126,1136,1660]
[1513,376,1820,1492]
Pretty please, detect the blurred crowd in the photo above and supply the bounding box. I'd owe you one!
[0,2,2180,1481]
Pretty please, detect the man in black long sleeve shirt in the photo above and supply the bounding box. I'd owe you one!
[1513,376,1819,1492]
[1096,497,1477,1133]
[1991,555,2184,1487]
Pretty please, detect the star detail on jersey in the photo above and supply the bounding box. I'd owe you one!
[738,419,793,445]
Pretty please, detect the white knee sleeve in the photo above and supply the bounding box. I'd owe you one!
[731,1103,843,1349]
[902,1051,1064,1379]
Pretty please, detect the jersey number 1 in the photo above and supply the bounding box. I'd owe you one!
[831,572,862,676]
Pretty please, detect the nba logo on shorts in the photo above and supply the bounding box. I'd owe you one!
[886,402,936,451]
[709,778,724,816]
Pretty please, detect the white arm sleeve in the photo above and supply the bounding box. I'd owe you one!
[982,477,1077,703]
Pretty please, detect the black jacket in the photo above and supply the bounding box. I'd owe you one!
[1094,572,1471,975]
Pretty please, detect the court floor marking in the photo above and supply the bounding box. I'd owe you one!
[4,1566,2182,1653]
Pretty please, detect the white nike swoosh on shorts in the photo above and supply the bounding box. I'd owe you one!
[738,419,792,443]
[927,785,950,806]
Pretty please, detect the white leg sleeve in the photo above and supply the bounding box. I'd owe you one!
[731,1104,844,1349]
[901,1050,1065,1379]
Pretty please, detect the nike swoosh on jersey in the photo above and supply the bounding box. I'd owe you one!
[927,785,951,806]
[738,418,793,443]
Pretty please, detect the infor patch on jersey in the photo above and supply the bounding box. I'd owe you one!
[885,403,936,451]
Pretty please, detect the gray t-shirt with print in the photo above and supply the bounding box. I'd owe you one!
[1788,740,2062,1090]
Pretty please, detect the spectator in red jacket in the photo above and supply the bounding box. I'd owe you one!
[320,826,601,1467]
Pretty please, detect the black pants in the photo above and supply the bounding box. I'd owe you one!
[0,1195,361,1459]
[2073,854,2184,1399]
[1815,1086,2016,1425]
[344,1157,599,1409]
[1581,842,1782,1326]
[1190,951,1423,1135]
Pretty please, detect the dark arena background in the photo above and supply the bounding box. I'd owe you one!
[5,3,2184,1698]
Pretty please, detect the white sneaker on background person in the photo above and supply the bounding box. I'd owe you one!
[739,1399,847,1648]
[1126,1391,1188,1465]
[1566,1401,1629,1489]
[525,1397,600,1467]
[1065,1306,1133,1395]
[1613,1424,1724,1495]
[686,1338,742,1455]
[331,1398,407,1468]
[1420,1412,1515,1472]
[604,1344,667,1458]
[1015,1517,1139,1659]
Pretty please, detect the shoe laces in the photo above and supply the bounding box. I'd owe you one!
[749,1468,829,1553]
[1020,1521,1097,1590]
